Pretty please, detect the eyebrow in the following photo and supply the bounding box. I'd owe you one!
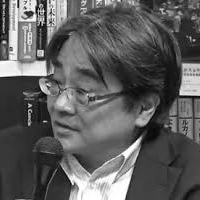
[51,58,108,87]
[51,57,99,80]
[75,67,105,84]
[78,66,109,88]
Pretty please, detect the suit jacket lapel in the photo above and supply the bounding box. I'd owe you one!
[45,129,182,200]
[46,166,71,200]
[126,129,182,200]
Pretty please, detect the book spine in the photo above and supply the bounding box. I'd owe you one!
[18,0,37,62]
[67,0,81,18]
[67,0,94,23]
[47,0,57,44]
[56,0,61,29]
[105,0,121,5]
[166,99,178,132]
[23,91,40,127]
[178,118,193,140]
[169,98,178,117]
[94,0,105,8]
[194,118,200,144]
[166,116,178,133]
[9,0,18,60]
[38,96,50,124]
[80,0,93,14]
[193,97,200,144]
[57,0,68,28]
[0,0,9,60]
[194,97,200,118]
[56,0,68,29]
[178,97,194,140]
[36,0,47,60]
[60,0,68,22]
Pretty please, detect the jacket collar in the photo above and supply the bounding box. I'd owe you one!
[125,128,182,200]
[46,128,182,200]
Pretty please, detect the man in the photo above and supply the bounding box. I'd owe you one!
[38,2,200,200]
[1,2,200,200]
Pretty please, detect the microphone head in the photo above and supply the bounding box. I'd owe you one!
[33,136,64,166]
[33,136,63,156]
[31,137,64,199]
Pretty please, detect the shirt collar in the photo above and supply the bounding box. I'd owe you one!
[61,135,143,185]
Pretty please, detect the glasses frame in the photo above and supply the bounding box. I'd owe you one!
[39,76,130,106]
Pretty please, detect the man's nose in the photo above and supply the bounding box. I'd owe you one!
[53,92,76,114]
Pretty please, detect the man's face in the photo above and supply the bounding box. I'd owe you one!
[47,35,141,159]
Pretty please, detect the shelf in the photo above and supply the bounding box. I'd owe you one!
[0,61,47,77]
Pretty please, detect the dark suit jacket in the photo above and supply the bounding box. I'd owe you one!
[0,123,200,200]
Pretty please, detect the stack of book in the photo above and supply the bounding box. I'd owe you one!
[2,0,119,62]
[166,97,200,144]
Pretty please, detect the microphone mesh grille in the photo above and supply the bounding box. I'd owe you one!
[33,136,63,157]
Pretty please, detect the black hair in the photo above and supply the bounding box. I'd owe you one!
[46,2,182,128]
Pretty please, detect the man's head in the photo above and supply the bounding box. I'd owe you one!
[42,2,182,158]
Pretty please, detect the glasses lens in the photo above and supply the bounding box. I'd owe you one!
[72,88,88,106]
[39,78,59,96]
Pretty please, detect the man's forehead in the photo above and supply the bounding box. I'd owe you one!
[54,35,103,82]
[58,35,88,63]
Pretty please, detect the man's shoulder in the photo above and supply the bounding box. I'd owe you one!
[163,128,200,166]
[143,127,200,167]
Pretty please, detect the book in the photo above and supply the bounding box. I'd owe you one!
[67,0,80,18]
[166,116,178,133]
[178,97,194,140]
[18,0,37,62]
[67,0,93,18]
[178,97,193,118]
[194,97,200,118]
[80,0,93,14]
[9,0,18,60]
[60,0,68,22]
[94,0,105,8]
[36,0,47,60]
[0,0,9,60]
[56,0,61,29]
[194,118,200,144]
[169,98,178,117]
[23,90,40,127]
[38,96,50,123]
[193,97,200,144]
[56,0,68,29]
[105,0,121,5]
[178,118,193,140]
[47,0,57,44]
[166,99,178,132]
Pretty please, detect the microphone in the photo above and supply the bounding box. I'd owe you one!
[31,136,64,200]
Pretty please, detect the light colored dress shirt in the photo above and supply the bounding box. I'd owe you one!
[61,136,143,200]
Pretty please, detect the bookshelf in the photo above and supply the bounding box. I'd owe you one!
[0,61,47,77]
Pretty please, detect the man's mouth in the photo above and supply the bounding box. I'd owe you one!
[53,121,78,132]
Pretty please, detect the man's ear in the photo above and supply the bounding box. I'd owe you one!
[135,93,160,128]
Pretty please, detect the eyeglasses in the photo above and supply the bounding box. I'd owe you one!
[39,76,129,106]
